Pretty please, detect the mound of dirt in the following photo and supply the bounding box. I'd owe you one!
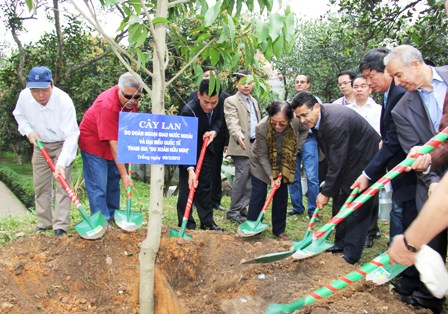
[0,228,431,313]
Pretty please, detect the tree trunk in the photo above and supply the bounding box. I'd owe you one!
[139,1,168,313]
[52,0,64,83]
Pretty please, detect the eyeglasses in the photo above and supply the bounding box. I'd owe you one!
[121,90,142,100]
[337,81,352,87]
[271,120,288,127]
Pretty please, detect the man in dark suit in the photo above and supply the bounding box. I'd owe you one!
[352,48,417,248]
[188,67,230,211]
[290,92,380,264]
[386,44,447,313]
[177,79,224,231]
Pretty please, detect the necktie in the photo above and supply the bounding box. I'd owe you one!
[207,112,212,126]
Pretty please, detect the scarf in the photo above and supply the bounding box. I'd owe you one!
[267,119,298,184]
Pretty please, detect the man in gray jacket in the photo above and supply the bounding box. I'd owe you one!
[224,70,262,223]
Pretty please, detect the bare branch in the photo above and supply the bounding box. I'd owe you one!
[62,50,112,83]
[166,39,216,87]
[168,0,190,8]
[68,0,154,85]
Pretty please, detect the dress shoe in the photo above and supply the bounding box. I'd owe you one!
[326,245,343,253]
[288,210,303,216]
[390,280,415,296]
[374,231,381,239]
[275,233,291,241]
[200,223,224,231]
[54,229,67,236]
[396,292,443,314]
[364,235,374,248]
[35,226,51,232]
[240,208,248,217]
[227,216,245,224]
[213,204,227,211]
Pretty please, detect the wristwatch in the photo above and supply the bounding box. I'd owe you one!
[403,236,417,253]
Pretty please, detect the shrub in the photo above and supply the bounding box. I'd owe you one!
[0,166,34,209]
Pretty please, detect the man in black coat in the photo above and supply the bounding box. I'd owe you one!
[385,44,447,313]
[291,92,380,264]
[352,48,417,246]
[177,79,224,231]
[188,67,230,211]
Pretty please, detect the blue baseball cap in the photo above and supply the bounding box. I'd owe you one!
[26,66,53,88]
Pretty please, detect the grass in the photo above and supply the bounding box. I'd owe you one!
[0,151,390,265]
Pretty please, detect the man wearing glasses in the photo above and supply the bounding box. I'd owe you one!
[332,71,356,105]
[79,72,142,224]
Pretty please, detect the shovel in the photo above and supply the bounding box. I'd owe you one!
[36,140,107,240]
[246,126,448,264]
[291,126,448,259]
[237,174,282,237]
[169,137,210,239]
[114,164,143,231]
[242,186,359,264]
[264,251,407,313]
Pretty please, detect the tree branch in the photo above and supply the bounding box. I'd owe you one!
[168,0,190,8]
[166,39,215,87]
[67,0,154,90]
[62,50,112,83]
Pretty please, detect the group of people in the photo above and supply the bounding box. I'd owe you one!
[13,68,143,236]
[13,43,448,313]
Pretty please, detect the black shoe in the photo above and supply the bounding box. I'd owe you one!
[326,245,343,253]
[390,280,415,296]
[396,293,443,314]
[309,216,321,222]
[54,229,67,236]
[213,204,227,211]
[374,231,381,239]
[288,210,303,216]
[35,226,51,232]
[240,208,248,217]
[200,223,224,231]
[227,216,245,224]
[364,235,374,248]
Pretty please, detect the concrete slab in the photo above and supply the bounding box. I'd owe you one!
[0,181,29,217]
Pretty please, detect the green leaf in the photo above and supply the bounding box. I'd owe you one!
[134,27,148,47]
[236,0,243,17]
[132,3,142,14]
[272,37,283,60]
[256,22,270,43]
[204,0,223,27]
[283,8,296,43]
[25,0,35,13]
[246,0,254,12]
[217,26,230,44]
[128,24,147,47]
[230,52,241,69]
[209,47,221,65]
[227,15,236,44]
[197,33,212,43]
[269,13,284,41]
[152,17,169,25]
[128,15,140,25]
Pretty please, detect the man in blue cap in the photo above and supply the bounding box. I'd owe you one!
[13,66,79,236]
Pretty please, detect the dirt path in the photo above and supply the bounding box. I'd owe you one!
[0,181,29,217]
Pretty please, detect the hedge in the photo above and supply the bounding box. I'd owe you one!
[0,166,34,209]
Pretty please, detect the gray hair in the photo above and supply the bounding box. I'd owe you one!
[118,72,143,91]
[384,45,424,67]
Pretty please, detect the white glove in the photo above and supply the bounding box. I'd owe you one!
[415,245,448,299]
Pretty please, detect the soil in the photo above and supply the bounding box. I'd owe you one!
[0,228,434,313]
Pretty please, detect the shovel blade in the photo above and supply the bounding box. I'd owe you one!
[169,228,193,240]
[242,250,295,264]
[291,240,334,259]
[74,211,108,240]
[237,220,269,237]
[114,209,143,232]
